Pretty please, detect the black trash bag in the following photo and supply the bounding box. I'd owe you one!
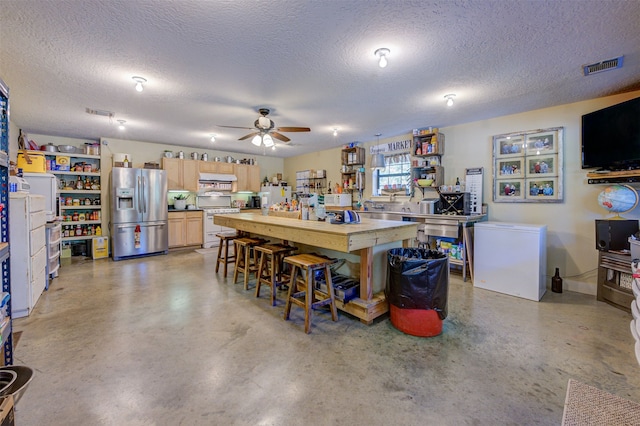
[385,248,449,320]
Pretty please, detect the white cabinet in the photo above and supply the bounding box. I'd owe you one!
[9,193,47,318]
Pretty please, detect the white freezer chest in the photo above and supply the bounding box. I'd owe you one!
[474,222,547,301]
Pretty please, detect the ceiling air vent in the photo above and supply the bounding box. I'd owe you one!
[85,108,114,118]
[583,56,624,76]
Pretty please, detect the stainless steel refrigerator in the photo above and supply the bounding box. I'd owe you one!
[111,168,169,260]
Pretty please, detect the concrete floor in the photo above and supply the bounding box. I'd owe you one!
[11,249,640,425]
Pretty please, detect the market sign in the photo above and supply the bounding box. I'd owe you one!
[369,135,412,154]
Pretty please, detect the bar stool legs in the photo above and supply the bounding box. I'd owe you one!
[233,237,266,290]
[283,254,338,333]
[255,244,297,306]
[215,233,237,278]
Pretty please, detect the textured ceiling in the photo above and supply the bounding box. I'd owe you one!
[1,0,639,157]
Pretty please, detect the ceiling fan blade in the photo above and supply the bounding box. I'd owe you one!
[277,126,310,132]
[238,132,259,141]
[271,132,291,142]
[218,125,254,130]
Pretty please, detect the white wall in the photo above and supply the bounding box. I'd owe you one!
[285,90,640,295]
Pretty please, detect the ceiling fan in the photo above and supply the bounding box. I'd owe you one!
[218,108,310,145]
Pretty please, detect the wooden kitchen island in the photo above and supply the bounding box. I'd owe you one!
[214,212,418,324]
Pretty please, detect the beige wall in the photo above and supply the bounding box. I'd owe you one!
[12,90,640,294]
[285,90,640,295]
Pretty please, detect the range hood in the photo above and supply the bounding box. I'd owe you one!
[198,173,237,182]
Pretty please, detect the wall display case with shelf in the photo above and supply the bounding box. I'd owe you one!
[0,77,12,365]
[411,130,446,192]
[341,147,365,192]
[412,128,445,156]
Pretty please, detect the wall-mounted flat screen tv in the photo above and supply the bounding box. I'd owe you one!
[581,96,640,169]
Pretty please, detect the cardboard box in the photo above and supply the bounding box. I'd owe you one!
[56,155,71,171]
[61,245,72,258]
[91,237,109,259]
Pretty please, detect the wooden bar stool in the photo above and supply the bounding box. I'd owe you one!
[255,244,298,306]
[215,232,239,278]
[233,237,268,290]
[283,253,338,333]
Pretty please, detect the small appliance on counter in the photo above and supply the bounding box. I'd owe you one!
[248,195,261,209]
[419,198,439,215]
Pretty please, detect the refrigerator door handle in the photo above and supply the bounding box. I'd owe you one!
[141,176,147,214]
[115,223,166,230]
[137,176,143,214]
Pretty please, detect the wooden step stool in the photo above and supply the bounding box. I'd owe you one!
[283,253,338,333]
[233,237,268,290]
[215,232,239,278]
[255,244,298,306]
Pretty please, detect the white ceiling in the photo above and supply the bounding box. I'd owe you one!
[1,0,639,157]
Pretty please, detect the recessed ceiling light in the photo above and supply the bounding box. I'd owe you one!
[132,76,147,92]
[210,134,216,142]
[374,48,390,68]
[444,94,456,107]
[117,119,126,130]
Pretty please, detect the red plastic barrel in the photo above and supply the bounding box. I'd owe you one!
[389,305,443,337]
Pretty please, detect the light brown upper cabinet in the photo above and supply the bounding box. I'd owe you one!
[234,164,261,192]
[162,158,198,191]
[198,161,235,174]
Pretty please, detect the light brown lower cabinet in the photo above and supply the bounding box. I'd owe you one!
[168,211,203,248]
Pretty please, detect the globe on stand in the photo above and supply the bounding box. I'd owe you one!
[597,184,639,218]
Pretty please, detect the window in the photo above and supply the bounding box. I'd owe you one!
[374,152,411,195]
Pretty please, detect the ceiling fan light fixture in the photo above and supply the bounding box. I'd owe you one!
[375,48,390,68]
[263,134,274,147]
[251,135,262,146]
[333,128,338,137]
[444,93,456,107]
[210,134,216,142]
[258,116,271,129]
[132,76,147,92]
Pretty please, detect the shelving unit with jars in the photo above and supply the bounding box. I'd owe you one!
[340,146,365,192]
[46,151,104,244]
[411,128,445,196]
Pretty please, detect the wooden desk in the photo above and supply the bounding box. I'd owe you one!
[214,212,418,323]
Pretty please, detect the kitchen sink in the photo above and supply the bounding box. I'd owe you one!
[359,212,405,221]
